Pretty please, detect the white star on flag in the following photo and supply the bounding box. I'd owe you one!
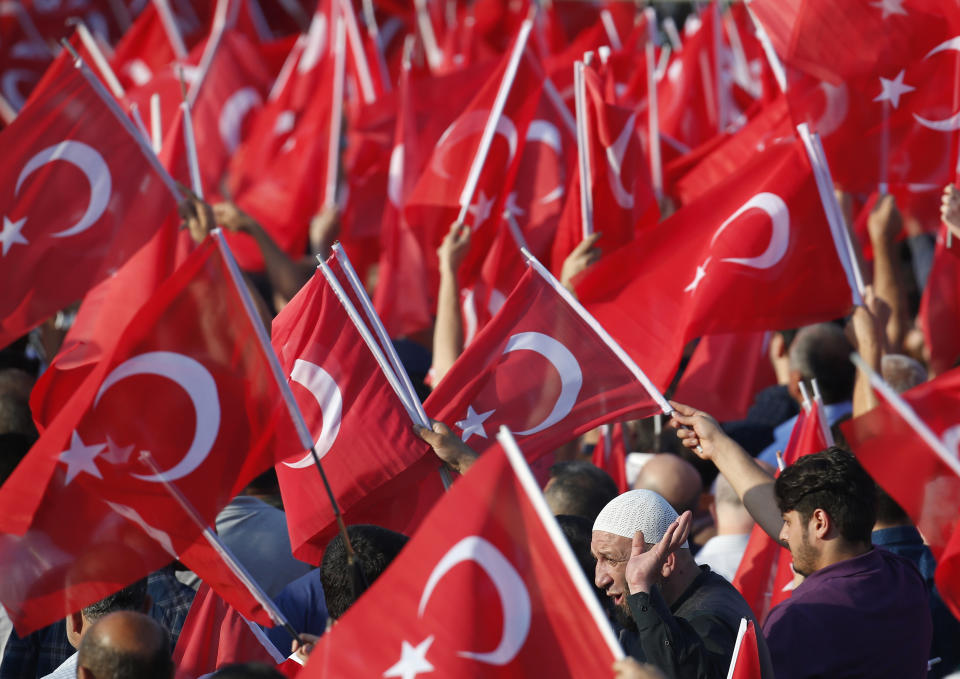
[59,431,106,485]
[102,436,136,465]
[383,636,435,679]
[456,405,494,443]
[504,192,526,218]
[0,216,28,256]
[874,70,915,109]
[870,0,907,19]
[684,258,711,293]
[467,190,495,228]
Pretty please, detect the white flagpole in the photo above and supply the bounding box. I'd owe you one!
[797,123,865,306]
[180,98,205,199]
[520,249,673,416]
[644,8,663,200]
[497,426,625,661]
[361,0,392,93]
[325,13,347,210]
[129,104,151,146]
[599,9,623,51]
[810,378,835,447]
[663,16,682,51]
[150,93,163,153]
[711,1,729,131]
[850,352,960,478]
[339,0,377,104]
[414,0,444,72]
[725,618,749,679]
[73,21,126,99]
[456,18,534,225]
[744,2,786,95]
[797,381,812,413]
[574,60,595,240]
[151,0,189,60]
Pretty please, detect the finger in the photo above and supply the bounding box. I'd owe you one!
[673,510,693,547]
[631,530,645,558]
[413,423,442,447]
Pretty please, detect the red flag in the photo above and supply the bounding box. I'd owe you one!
[840,366,960,561]
[728,619,763,679]
[592,423,628,493]
[732,402,830,622]
[0,234,305,633]
[576,135,854,395]
[425,257,663,462]
[271,261,443,564]
[919,228,960,376]
[672,332,778,424]
[0,55,178,349]
[110,4,186,90]
[299,433,623,678]
[173,584,301,679]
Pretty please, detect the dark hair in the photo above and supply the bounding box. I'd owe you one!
[555,514,595,584]
[320,525,408,620]
[775,447,876,544]
[875,486,910,526]
[212,663,287,679]
[789,323,855,403]
[545,461,619,522]
[78,612,172,679]
[81,578,149,622]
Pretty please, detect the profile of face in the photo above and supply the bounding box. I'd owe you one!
[591,530,649,629]
[779,509,819,577]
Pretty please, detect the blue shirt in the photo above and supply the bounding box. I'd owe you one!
[757,400,852,466]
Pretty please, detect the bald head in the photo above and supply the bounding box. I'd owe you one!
[77,611,172,679]
[633,454,702,515]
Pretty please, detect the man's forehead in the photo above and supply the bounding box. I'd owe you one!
[591,529,631,553]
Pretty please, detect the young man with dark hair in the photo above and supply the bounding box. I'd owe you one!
[671,403,931,679]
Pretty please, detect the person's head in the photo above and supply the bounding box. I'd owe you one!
[77,610,172,679]
[787,323,855,404]
[632,453,702,515]
[709,473,755,536]
[555,514,599,586]
[775,447,876,576]
[320,525,408,620]
[881,354,927,393]
[66,578,150,649]
[544,461,619,522]
[590,490,688,628]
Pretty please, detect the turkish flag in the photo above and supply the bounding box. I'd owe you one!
[271,262,444,564]
[919,228,960,376]
[0,55,178,349]
[732,403,829,622]
[173,584,301,679]
[592,422,628,493]
[425,261,662,461]
[0,234,304,633]
[728,619,763,679]
[672,332,778,424]
[550,60,659,274]
[299,438,622,678]
[110,4,187,90]
[840,367,960,561]
[576,135,853,395]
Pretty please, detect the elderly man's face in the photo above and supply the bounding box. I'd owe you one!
[591,530,635,619]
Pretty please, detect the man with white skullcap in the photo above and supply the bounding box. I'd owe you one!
[592,490,773,679]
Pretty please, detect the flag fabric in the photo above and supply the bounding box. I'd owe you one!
[298,433,622,678]
[172,584,301,679]
[592,422,628,493]
[576,135,854,395]
[919,228,960,377]
[271,261,443,564]
[732,401,830,622]
[728,619,763,679]
[672,332,778,424]
[425,258,663,462]
[0,55,178,348]
[0,234,304,633]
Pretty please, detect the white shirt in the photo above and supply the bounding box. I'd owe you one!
[695,533,751,582]
[40,652,77,679]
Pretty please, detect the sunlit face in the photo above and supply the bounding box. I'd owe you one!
[779,509,818,577]
[591,530,635,619]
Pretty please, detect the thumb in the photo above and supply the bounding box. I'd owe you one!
[413,423,442,447]
[631,530,645,559]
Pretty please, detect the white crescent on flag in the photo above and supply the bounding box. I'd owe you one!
[283,359,343,468]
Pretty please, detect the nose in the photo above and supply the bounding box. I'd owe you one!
[595,561,611,589]
[779,523,789,546]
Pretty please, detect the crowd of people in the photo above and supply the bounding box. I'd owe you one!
[2,0,960,677]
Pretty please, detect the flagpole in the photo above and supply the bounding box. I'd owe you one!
[152,0,189,60]
[850,352,960,478]
[497,426,625,661]
[338,0,377,104]
[644,7,663,200]
[179,78,205,199]
[137,451,301,641]
[414,0,444,72]
[662,16,682,51]
[213,230,364,574]
[520,248,673,416]
[456,18,535,225]
[725,618,749,679]
[72,21,126,99]
[319,253,453,490]
[810,378,835,447]
[574,60,594,240]
[797,123,865,305]
[361,0,392,94]
[150,93,163,153]
[325,12,347,210]
[745,3,786,95]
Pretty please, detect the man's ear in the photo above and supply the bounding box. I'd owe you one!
[811,508,831,539]
[66,611,84,649]
[660,552,677,579]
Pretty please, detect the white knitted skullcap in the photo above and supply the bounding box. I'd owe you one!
[592,489,679,542]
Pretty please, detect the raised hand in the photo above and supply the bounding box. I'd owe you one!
[624,510,692,595]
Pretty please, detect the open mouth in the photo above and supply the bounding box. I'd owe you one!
[610,592,624,606]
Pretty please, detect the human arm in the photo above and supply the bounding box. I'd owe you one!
[846,292,883,417]
[867,194,908,353]
[413,420,478,475]
[668,402,783,543]
[560,232,602,293]
[431,221,471,384]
